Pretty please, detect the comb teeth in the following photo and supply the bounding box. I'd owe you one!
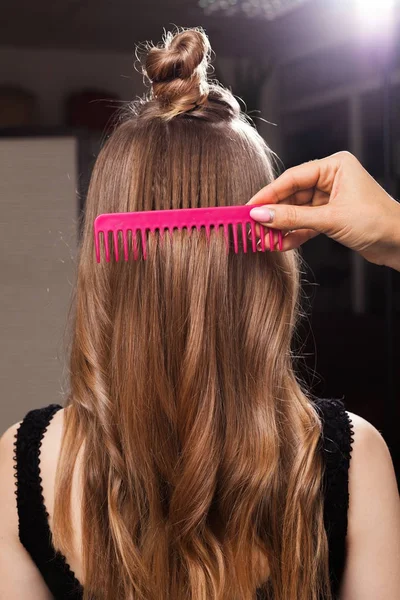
[94,205,283,263]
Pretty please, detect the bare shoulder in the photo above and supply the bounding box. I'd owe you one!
[0,415,59,598]
[346,411,397,495]
[0,418,21,452]
[0,419,20,471]
[346,410,399,527]
[0,408,66,532]
[340,411,400,599]
[347,410,387,445]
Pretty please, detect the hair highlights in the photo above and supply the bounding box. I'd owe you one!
[53,27,332,600]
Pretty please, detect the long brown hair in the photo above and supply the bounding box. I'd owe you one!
[53,27,331,600]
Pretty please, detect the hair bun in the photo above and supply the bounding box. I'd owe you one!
[145,29,211,120]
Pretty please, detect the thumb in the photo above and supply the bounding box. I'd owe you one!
[249,204,332,234]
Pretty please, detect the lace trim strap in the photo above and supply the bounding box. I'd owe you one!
[13,404,83,599]
[313,398,355,597]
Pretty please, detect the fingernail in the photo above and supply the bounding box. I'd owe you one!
[249,207,275,223]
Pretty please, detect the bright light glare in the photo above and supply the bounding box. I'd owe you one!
[355,0,396,30]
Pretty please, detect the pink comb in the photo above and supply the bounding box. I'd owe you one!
[94,205,283,263]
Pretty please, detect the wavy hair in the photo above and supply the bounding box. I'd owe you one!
[53,27,332,600]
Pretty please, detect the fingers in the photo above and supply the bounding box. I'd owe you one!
[249,203,332,235]
[247,185,315,207]
[247,155,342,207]
[279,229,319,250]
[255,229,318,251]
[247,162,322,206]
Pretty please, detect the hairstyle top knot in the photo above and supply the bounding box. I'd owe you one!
[144,29,212,120]
[138,28,241,123]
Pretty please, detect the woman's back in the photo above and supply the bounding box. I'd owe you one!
[1,396,396,600]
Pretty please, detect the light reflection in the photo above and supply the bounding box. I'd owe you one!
[198,0,310,20]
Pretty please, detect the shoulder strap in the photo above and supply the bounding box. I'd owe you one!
[313,398,354,597]
[14,404,62,554]
[14,404,83,599]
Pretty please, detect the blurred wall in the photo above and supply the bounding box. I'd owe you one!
[0,137,77,431]
[0,47,140,125]
[0,46,283,153]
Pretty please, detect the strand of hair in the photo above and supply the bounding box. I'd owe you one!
[96,223,283,262]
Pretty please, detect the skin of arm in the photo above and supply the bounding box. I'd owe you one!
[0,422,53,600]
[340,412,400,599]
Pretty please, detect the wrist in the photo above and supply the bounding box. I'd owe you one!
[382,199,400,271]
[385,245,400,272]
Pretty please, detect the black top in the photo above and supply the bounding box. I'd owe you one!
[13,399,354,599]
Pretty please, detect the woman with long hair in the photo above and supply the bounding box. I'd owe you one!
[1,27,399,600]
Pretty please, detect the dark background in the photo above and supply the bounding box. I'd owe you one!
[1,0,399,473]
